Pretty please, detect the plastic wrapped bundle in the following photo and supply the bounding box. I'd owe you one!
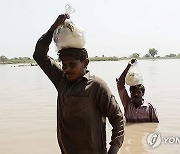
[125,62,143,86]
[53,20,86,50]
[125,72,143,86]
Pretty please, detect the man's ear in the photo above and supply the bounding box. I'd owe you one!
[83,58,89,68]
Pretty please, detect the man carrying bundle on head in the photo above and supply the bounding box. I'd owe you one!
[33,13,124,154]
[116,59,159,122]
[116,59,159,123]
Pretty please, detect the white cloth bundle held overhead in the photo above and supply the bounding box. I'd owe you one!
[125,62,143,86]
[125,72,143,86]
[53,20,86,50]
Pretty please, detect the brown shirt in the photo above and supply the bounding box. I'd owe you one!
[117,79,159,123]
[33,30,124,154]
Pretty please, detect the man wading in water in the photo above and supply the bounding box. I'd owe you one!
[116,59,159,123]
[33,14,124,154]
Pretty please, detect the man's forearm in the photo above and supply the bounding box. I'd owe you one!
[33,30,53,62]
[118,64,131,82]
[119,59,137,82]
[108,97,124,149]
[33,14,68,61]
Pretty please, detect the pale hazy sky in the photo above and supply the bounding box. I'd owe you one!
[0,0,180,58]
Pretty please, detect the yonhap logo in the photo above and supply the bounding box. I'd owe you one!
[147,132,180,148]
[147,132,162,148]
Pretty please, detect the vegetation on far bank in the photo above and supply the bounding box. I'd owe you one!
[1,48,180,64]
[0,56,35,64]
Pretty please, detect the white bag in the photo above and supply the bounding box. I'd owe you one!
[125,62,143,86]
[53,19,86,50]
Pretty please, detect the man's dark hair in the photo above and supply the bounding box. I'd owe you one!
[58,48,88,62]
[130,84,145,95]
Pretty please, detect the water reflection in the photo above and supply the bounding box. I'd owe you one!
[120,123,158,154]
[1,60,180,154]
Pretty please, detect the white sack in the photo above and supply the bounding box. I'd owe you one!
[125,62,143,86]
[53,20,86,50]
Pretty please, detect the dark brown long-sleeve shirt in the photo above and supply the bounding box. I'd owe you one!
[33,30,124,154]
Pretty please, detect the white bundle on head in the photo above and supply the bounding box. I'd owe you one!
[125,72,143,86]
[53,20,86,50]
[125,62,143,86]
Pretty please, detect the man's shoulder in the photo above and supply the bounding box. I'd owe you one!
[143,100,156,109]
[89,74,111,91]
[91,75,105,83]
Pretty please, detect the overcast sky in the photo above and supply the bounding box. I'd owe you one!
[0,0,180,58]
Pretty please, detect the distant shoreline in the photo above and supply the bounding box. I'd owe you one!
[0,56,179,64]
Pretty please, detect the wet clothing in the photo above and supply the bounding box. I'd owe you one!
[33,30,124,154]
[117,78,159,123]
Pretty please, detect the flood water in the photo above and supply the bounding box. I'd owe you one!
[0,59,180,154]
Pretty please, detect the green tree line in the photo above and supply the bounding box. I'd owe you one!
[1,48,180,64]
[0,56,35,64]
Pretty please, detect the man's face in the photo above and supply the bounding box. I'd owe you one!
[130,87,144,103]
[61,55,87,82]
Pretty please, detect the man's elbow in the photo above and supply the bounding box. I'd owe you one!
[33,50,38,61]
[32,43,44,61]
[152,117,159,123]
[154,119,159,123]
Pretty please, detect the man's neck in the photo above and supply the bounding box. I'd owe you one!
[134,101,143,108]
